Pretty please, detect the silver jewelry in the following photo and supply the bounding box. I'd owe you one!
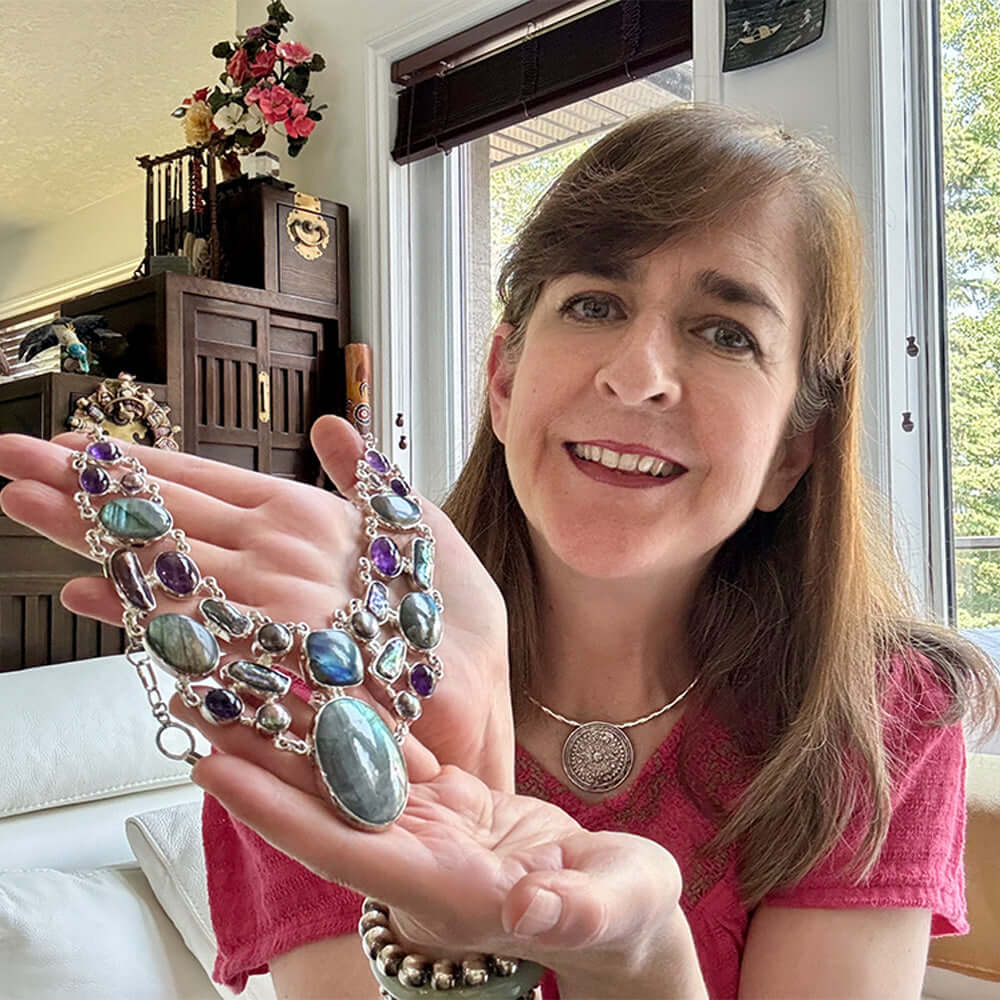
[524,676,699,794]
[70,426,443,830]
[358,899,544,999]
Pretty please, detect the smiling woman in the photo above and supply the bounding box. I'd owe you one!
[2,102,998,1000]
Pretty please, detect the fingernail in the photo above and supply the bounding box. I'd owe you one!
[513,889,562,937]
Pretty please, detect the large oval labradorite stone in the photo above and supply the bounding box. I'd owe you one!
[370,494,421,529]
[313,698,407,829]
[305,629,364,688]
[398,592,442,651]
[99,497,173,543]
[143,613,220,680]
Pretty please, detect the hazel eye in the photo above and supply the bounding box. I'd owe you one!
[560,294,624,322]
[697,321,758,354]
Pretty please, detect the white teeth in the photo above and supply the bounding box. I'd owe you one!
[571,443,682,478]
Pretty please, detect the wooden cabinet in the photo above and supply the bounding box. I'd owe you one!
[1,267,350,671]
[61,272,348,483]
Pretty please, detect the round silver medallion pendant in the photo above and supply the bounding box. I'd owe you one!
[561,722,635,793]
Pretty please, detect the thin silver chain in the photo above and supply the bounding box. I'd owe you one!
[524,675,700,730]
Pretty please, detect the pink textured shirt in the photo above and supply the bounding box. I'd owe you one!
[203,652,967,998]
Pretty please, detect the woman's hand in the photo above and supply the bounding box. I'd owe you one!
[0,416,514,790]
[175,691,699,999]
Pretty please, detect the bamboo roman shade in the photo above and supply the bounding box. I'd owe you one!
[391,0,692,164]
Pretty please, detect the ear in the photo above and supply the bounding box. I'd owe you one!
[486,323,516,445]
[756,423,816,513]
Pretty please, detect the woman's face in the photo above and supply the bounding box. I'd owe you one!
[487,195,816,585]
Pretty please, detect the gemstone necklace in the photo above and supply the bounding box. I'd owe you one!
[71,430,443,832]
[524,675,699,794]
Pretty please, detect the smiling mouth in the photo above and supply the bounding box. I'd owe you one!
[567,442,686,479]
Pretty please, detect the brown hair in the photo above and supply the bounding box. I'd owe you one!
[441,102,1000,905]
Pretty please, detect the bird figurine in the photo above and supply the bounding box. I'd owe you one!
[17,315,129,377]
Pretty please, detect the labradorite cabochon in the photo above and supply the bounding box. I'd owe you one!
[99,497,173,543]
[143,613,220,680]
[398,592,442,650]
[370,493,421,528]
[305,629,364,688]
[313,698,408,829]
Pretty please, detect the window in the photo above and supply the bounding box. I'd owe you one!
[938,0,1000,627]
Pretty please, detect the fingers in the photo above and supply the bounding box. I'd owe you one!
[500,832,681,955]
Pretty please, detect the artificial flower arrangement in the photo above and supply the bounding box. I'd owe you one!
[176,0,326,170]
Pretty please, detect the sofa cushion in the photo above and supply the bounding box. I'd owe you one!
[0,654,208,820]
[0,864,215,1000]
[127,801,278,1000]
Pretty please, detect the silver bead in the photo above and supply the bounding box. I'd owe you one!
[255,702,292,733]
[397,954,432,987]
[431,959,460,990]
[461,956,490,986]
[492,956,519,977]
[363,898,390,915]
[362,925,394,958]
[376,943,408,977]
[358,910,390,934]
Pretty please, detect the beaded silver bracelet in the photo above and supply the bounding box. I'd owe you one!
[359,899,545,999]
[71,428,444,830]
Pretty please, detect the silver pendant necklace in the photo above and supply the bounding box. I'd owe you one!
[524,676,700,794]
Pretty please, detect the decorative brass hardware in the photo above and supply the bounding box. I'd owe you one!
[293,192,322,212]
[258,370,271,425]
[286,207,330,261]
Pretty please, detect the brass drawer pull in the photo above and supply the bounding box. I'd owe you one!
[258,371,270,424]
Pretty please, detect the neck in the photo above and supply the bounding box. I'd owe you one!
[525,534,704,723]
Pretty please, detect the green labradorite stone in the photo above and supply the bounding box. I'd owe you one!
[313,698,407,829]
[99,497,173,543]
[143,613,220,680]
[398,592,441,651]
[370,493,421,528]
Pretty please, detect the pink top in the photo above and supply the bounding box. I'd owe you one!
[203,652,967,998]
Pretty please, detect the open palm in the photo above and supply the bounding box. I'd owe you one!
[0,416,514,789]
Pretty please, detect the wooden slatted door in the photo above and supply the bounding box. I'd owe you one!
[269,313,325,483]
[183,295,271,474]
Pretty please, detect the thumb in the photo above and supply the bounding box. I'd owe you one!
[499,833,680,954]
[310,414,371,494]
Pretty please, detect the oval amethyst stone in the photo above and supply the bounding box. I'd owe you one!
[86,439,122,463]
[409,663,436,698]
[154,551,201,597]
[365,449,390,475]
[107,548,156,612]
[389,477,410,498]
[369,536,401,578]
[202,687,243,724]
[80,465,110,496]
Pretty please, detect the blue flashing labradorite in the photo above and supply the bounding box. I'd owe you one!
[398,591,442,651]
[305,629,364,688]
[313,697,408,829]
[411,537,434,590]
[370,493,421,529]
[99,497,173,543]
[143,613,219,680]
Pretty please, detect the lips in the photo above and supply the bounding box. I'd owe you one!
[565,445,687,488]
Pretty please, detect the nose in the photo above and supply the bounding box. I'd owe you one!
[594,313,682,409]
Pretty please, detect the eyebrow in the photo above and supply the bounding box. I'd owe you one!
[695,268,786,326]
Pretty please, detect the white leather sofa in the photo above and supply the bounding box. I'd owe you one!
[0,652,997,1000]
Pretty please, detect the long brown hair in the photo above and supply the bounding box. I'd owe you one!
[441,103,1000,905]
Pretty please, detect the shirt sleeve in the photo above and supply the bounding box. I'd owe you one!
[762,651,969,937]
[201,674,364,994]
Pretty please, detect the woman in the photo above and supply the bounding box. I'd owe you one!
[0,103,996,998]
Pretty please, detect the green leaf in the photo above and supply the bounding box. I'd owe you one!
[308,111,322,122]
[309,53,326,72]
[284,66,309,96]
[287,137,306,157]
[207,89,228,113]
[212,41,234,59]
